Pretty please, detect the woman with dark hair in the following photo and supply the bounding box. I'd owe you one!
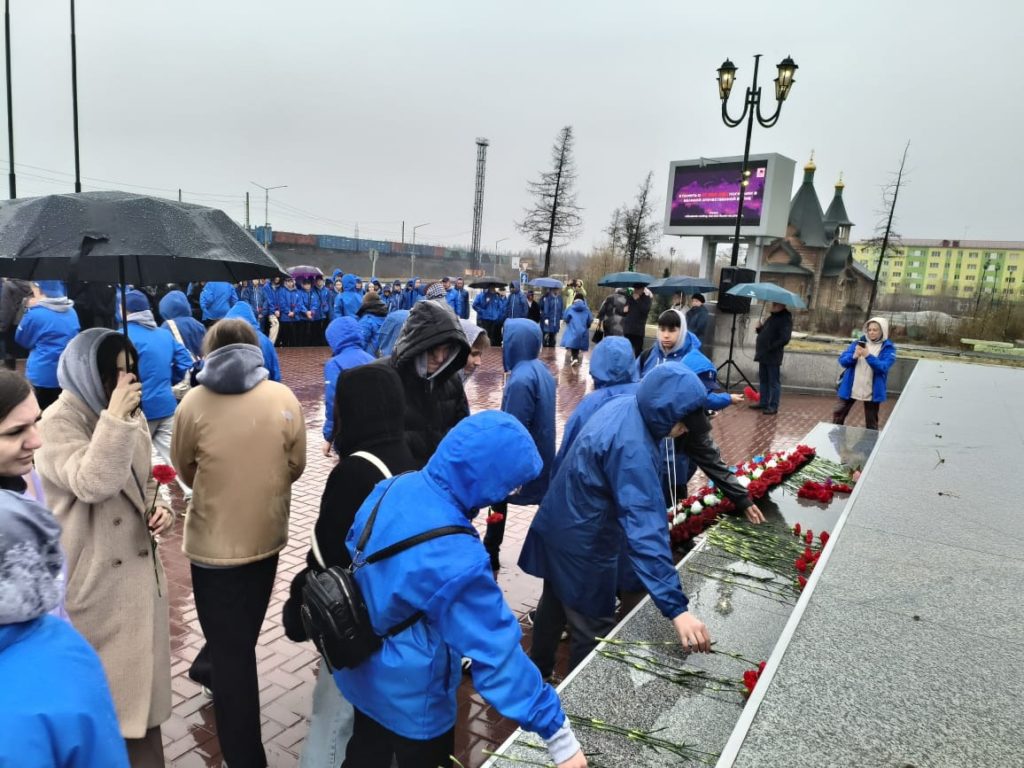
[0,368,44,499]
[285,363,419,768]
[35,328,174,766]
[171,318,306,767]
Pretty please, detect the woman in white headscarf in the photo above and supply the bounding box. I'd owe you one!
[834,317,897,430]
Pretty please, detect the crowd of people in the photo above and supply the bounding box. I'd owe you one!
[0,268,896,768]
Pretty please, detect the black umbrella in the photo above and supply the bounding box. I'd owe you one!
[0,191,288,372]
[468,276,507,289]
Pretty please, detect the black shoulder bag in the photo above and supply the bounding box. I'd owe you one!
[300,476,477,671]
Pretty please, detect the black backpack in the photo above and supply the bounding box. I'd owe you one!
[300,475,477,671]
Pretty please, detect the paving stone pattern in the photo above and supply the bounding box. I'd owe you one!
[161,345,891,767]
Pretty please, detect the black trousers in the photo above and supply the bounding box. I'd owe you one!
[625,333,644,357]
[191,555,278,768]
[529,579,616,680]
[543,332,557,347]
[342,708,454,768]
[833,398,880,430]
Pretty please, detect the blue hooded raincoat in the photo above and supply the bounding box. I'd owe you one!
[638,313,732,412]
[501,320,556,505]
[16,296,80,389]
[198,281,237,321]
[519,364,706,619]
[551,337,638,479]
[125,319,193,421]
[560,299,593,351]
[158,291,206,358]
[375,310,409,357]
[472,289,503,323]
[540,291,564,336]
[323,317,375,441]
[335,411,571,744]
[334,274,363,318]
[837,317,896,403]
[225,303,281,382]
[504,282,529,321]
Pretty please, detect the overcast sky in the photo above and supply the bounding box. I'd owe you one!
[3,0,1022,262]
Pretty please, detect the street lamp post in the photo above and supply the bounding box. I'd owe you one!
[715,54,797,391]
[251,181,287,247]
[717,54,798,267]
[411,222,429,278]
[495,237,509,267]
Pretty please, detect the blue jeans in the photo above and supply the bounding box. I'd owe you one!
[299,662,354,768]
[758,363,781,411]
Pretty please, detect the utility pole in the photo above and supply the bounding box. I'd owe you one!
[866,141,910,322]
[70,0,81,193]
[471,138,489,269]
[5,0,15,198]
[177,188,182,202]
[251,181,287,247]
[401,220,405,247]
[244,192,250,229]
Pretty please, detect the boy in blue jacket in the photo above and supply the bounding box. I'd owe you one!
[483,319,556,573]
[199,281,237,326]
[225,303,281,382]
[321,317,374,456]
[336,412,585,768]
[335,274,363,318]
[15,281,80,410]
[276,277,300,347]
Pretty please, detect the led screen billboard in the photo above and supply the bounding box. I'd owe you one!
[663,154,795,238]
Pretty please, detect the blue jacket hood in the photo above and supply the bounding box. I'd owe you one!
[158,290,192,320]
[509,281,521,293]
[377,310,409,356]
[326,316,364,354]
[502,319,541,372]
[425,411,542,511]
[590,337,638,388]
[225,301,259,329]
[568,298,588,313]
[636,362,706,439]
[342,273,358,292]
[332,269,344,281]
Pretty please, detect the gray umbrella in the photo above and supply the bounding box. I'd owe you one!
[0,190,287,284]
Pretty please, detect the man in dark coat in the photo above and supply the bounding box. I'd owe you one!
[623,285,652,357]
[752,302,793,415]
[375,299,470,465]
[684,293,710,346]
[596,290,627,338]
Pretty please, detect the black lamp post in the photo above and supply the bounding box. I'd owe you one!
[5,0,15,199]
[717,54,798,266]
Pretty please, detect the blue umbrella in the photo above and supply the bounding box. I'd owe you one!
[528,277,564,289]
[726,282,807,309]
[647,276,718,296]
[597,271,654,288]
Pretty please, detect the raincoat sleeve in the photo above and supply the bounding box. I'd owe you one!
[866,342,896,374]
[703,391,732,411]
[427,558,570,741]
[606,444,689,619]
[323,359,340,442]
[501,373,535,428]
[13,308,38,349]
[683,431,753,512]
[838,341,858,367]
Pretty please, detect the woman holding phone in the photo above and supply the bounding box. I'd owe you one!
[834,317,896,430]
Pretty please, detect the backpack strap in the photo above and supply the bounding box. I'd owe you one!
[310,451,392,569]
[165,319,196,363]
[639,347,653,370]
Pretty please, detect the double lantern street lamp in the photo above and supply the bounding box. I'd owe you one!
[716,54,798,266]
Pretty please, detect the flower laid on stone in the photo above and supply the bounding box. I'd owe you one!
[797,478,854,504]
[741,660,768,697]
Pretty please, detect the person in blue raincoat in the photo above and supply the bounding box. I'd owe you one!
[335,412,585,768]
[540,288,563,347]
[0,489,130,768]
[15,281,80,410]
[276,277,300,347]
[199,281,237,326]
[551,337,638,480]
[356,292,388,355]
[374,309,409,358]
[504,281,529,322]
[833,316,896,431]
[261,277,280,338]
[483,319,555,573]
[519,364,714,679]
[322,317,374,456]
[225,302,281,382]
[158,290,206,359]
[297,278,321,346]
[560,297,593,365]
[447,277,470,319]
[472,286,504,347]
[334,274,363,318]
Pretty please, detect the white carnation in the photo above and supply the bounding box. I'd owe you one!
[737,475,751,488]
[689,501,703,514]
[672,514,687,527]
[703,493,719,507]
[752,468,764,479]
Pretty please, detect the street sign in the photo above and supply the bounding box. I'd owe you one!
[519,270,529,285]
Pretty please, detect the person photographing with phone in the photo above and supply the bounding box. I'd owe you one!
[833,317,896,430]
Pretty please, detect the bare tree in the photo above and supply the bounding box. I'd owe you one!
[620,171,661,271]
[517,126,583,276]
[604,207,625,262]
[865,141,911,321]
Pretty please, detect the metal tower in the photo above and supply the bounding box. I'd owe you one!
[471,137,489,268]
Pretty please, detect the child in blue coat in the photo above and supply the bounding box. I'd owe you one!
[560,298,593,366]
[15,281,80,410]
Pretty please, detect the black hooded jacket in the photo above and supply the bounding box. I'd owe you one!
[283,364,419,642]
[357,292,388,318]
[375,299,470,466]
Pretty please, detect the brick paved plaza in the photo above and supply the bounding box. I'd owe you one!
[159,344,892,767]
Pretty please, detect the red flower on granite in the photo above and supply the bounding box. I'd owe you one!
[794,557,808,573]
[797,575,808,590]
[793,523,801,537]
[805,529,814,545]
[819,531,830,546]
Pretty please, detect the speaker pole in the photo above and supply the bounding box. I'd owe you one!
[716,313,753,390]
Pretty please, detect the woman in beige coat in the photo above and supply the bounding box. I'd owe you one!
[35,328,174,767]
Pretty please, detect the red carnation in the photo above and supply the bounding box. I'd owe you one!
[743,385,760,403]
[793,523,801,536]
[742,669,759,691]
[748,480,768,499]
[152,464,177,485]
[794,557,807,573]
[803,547,814,560]
[805,530,814,545]
[819,531,830,546]
[797,575,808,590]
[758,661,766,674]
[486,512,505,525]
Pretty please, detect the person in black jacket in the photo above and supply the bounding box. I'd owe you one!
[752,302,793,415]
[684,293,710,346]
[283,364,419,765]
[623,285,653,357]
[376,299,470,466]
[596,290,627,339]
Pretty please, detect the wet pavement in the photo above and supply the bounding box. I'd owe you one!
[159,344,893,767]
